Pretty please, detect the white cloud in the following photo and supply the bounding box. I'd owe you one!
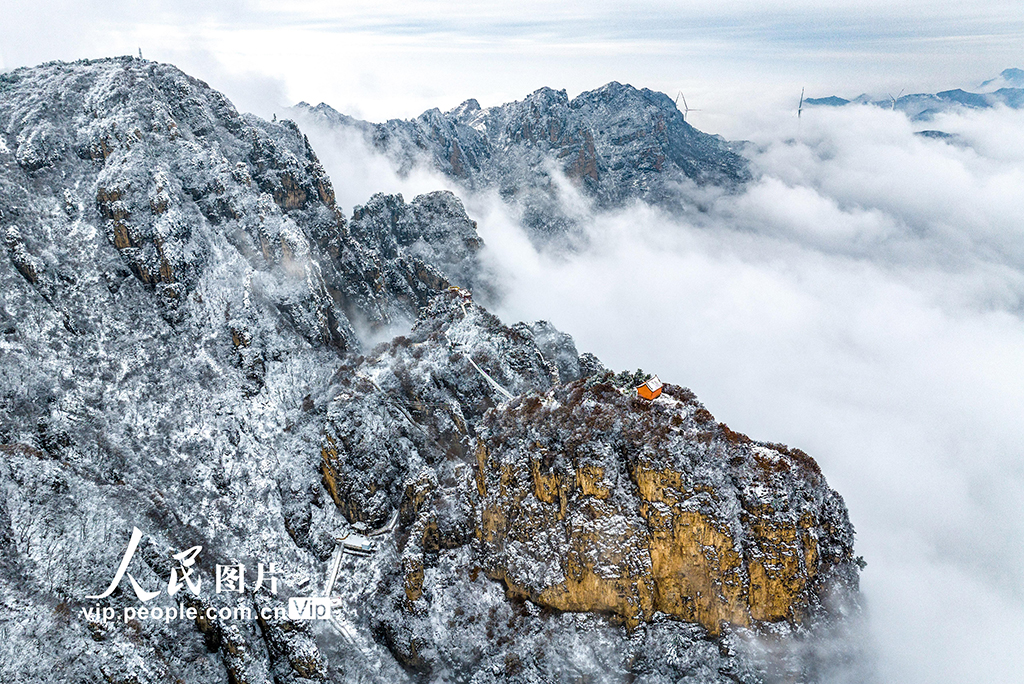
[2,1,1021,122]
[295,117,461,213]
[304,100,1024,683]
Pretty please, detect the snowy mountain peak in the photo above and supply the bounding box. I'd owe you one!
[294,80,749,244]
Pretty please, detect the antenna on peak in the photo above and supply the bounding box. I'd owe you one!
[888,88,904,111]
[138,48,143,60]
[675,91,700,121]
[798,87,805,118]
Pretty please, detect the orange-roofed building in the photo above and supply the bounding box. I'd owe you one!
[636,375,663,401]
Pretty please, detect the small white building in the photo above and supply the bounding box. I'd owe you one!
[342,534,375,556]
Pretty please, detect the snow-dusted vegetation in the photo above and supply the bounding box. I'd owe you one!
[0,57,866,682]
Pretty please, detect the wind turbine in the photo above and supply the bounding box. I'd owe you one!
[798,87,805,118]
[888,88,905,111]
[675,92,700,121]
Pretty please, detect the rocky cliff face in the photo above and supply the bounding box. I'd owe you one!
[314,293,861,681]
[475,380,854,635]
[346,190,493,300]
[0,57,861,683]
[296,83,750,244]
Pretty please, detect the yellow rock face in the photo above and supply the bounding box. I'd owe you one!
[537,564,654,631]
[746,520,814,623]
[474,398,836,636]
[403,556,425,602]
[576,465,611,499]
[274,173,307,210]
[645,507,749,633]
[319,435,350,517]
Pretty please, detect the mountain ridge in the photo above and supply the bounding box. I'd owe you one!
[803,69,1024,121]
[294,81,750,244]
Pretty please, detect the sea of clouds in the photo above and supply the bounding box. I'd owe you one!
[300,100,1024,684]
[3,1,1021,678]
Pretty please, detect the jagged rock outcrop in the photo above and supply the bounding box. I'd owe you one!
[0,56,483,683]
[296,83,750,243]
[318,291,862,682]
[319,294,577,530]
[475,381,855,635]
[347,190,493,301]
[0,57,483,346]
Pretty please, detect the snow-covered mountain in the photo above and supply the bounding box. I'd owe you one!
[804,69,1024,121]
[979,67,1024,91]
[0,57,862,683]
[295,84,750,245]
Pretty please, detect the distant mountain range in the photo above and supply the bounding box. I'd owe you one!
[294,83,750,244]
[804,68,1024,121]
